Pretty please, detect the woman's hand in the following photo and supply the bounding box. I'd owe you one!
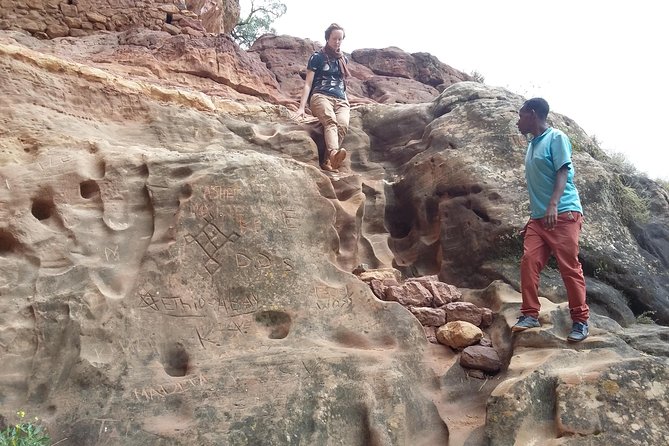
[291,106,307,121]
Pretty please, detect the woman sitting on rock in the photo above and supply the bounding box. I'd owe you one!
[295,23,350,172]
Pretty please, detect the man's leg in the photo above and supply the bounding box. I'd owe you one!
[520,219,552,318]
[549,213,589,322]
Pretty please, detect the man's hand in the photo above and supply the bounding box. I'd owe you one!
[544,202,558,230]
[544,166,569,230]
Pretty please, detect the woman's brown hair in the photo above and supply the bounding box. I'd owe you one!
[324,23,345,41]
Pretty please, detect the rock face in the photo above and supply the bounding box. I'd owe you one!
[1,19,669,446]
[0,0,232,38]
[0,35,450,445]
[250,35,472,105]
[487,353,669,445]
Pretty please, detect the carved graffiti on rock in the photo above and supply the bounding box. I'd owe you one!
[281,208,299,229]
[216,290,259,317]
[202,185,239,201]
[184,215,241,275]
[104,245,120,262]
[314,285,353,311]
[235,252,294,272]
[35,155,73,172]
[116,337,158,356]
[131,374,209,402]
[138,288,206,318]
[194,314,253,349]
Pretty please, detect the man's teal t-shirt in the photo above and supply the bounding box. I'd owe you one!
[525,128,583,219]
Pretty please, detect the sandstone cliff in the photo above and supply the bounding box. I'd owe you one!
[1,3,668,445]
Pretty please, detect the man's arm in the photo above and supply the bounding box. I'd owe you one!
[545,165,569,229]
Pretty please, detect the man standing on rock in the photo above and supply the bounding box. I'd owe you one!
[294,23,350,173]
[512,98,590,342]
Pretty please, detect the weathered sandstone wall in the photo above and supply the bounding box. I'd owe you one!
[0,0,235,39]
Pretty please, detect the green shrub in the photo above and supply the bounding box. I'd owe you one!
[636,311,656,324]
[658,178,669,193]
[470,70,485,83]
[608,151,639,176]
[232,0,287,49]
[612,176,650,226]
[0,410,50,446]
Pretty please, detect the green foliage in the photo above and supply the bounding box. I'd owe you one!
[608,150,639,176]
[612,176,650,226]
[0,411,50,446]
[636,311,656,324]
[658,178,669,193]
[470,70,485,83]
[232,0,287,49]
[601,149,651,226]
[592,259,610,279]
[567,132,606,160]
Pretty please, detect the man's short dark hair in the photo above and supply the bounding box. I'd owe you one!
[521,98,550,120]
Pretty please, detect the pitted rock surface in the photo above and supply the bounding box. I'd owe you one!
[1,21,669,446]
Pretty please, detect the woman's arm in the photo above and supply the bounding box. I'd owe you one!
[295,70,315,117]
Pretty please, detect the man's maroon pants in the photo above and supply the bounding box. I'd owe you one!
[520,211,589,323]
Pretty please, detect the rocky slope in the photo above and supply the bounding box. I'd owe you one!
[1,5,668,445]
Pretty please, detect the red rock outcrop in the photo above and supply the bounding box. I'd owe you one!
[0,0,232,39]
[1,11,669,446]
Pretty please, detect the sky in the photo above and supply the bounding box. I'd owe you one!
[268,0,668,180]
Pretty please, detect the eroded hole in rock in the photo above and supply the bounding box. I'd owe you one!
[179,183,193,200]
[173,166,193,178]
[255,310,292,339]
[333,328,371,349]
[385,181,419,238]
[137,163,149,177]
[80,180,100,199]
[377,334,397,348]
[29,383,49,404]
[386,202,416,238]
[31,197,55,221]
[166,13,173,24]
[162,343,189,377]
[0,230,19,254]
[425,196,439,222]
[95,159,106,177]
[472,207,491,223]
[446,185,469,197]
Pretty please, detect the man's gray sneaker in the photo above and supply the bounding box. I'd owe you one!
[567,321,589,342]
[512,315,541,332]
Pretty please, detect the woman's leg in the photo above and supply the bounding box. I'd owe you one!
[334,99,350,147]
[310,94,339,153]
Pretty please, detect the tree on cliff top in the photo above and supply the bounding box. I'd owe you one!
[232,0,287,49]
